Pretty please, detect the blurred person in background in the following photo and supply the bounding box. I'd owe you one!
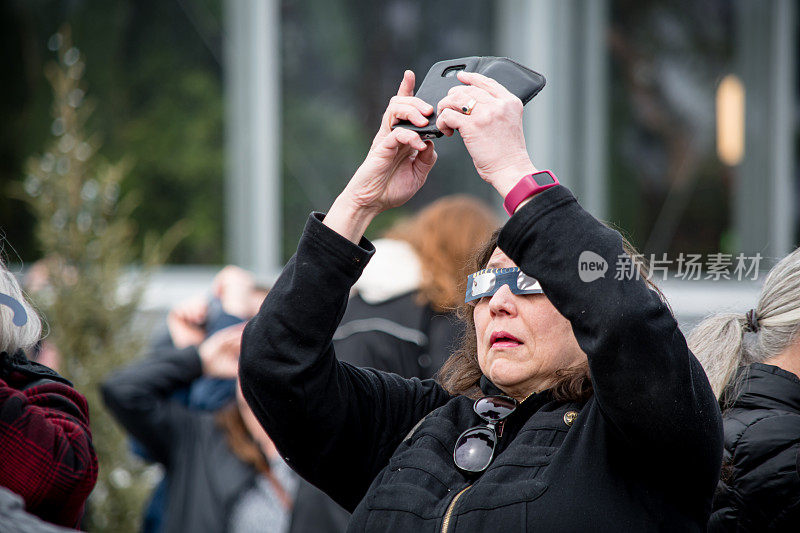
[103,320,346,533]
[239,69,722,530]
[155,265,267,410]
[133,265,330,533]
[689,248,800,531]
[334,194,498,379]
[0,258,98,529]
[137,266,259,533]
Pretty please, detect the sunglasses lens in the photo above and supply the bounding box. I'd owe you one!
[474,395,517,421]
[516,271,541,292]
[471,272,496,298]
[454,427,496,473]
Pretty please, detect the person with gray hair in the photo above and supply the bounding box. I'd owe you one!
[0,267,41,357]
[688,248,800,531]
[0,259,98,528]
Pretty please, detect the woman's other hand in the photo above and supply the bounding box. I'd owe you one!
[435,71,537,198]
[325,70,438,243]
[198,323,245,379]
[212,265,256,319]
[167,297,208,349]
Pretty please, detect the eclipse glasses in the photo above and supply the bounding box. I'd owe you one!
[465,267,543,304]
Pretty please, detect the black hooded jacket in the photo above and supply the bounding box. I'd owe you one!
[239,185,723,532]
[708,363,800,531]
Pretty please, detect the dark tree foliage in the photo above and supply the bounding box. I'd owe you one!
[2,0,498,265]
[2,0,223,264]
[608,0,735,255]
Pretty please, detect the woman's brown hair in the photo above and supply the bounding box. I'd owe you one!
[437,226,660,403]
[215,403,292,508]
[385,195,499,313]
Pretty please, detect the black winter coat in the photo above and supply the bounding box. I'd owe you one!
[239,185,724,532]
[102,347,349,533]
[708,363,800,532]
[334,291,462,380]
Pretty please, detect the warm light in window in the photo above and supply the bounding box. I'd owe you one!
[716,74,745,166]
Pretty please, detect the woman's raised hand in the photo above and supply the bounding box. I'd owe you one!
[167,297,208,349]
[351,70,438,212]
[198,323,246,379]
[435,71,537,198]
[325,71,437,243]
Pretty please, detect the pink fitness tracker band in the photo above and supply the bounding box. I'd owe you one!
[503,170,559,216]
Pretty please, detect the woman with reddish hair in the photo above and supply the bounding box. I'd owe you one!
[334,194,498,379]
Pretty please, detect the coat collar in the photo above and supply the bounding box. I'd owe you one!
[479,374,504,396]
[732,363,800,413]
[0,349,72,387]
[478,374,553,411]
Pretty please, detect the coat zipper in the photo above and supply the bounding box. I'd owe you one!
[441,485,471,533]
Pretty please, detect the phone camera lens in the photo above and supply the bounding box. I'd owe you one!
[442,65,466,78]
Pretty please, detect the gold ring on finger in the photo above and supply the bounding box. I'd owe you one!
[461,98,477,115]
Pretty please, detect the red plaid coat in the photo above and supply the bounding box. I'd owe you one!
[1,368,98,529]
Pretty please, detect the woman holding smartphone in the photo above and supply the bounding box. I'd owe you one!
[239,69,723,531]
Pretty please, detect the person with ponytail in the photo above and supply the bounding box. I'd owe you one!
[688,248,800,531]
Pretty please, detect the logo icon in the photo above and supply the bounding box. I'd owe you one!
[0,293,28,326]
[578,251,608,283]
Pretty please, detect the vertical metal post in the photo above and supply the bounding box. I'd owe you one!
[224,0,281,278]
[735,0,796,259]
[495,0,608,219]
[580,0,609,220]
[496,0,558,183]
[771,0,796,256]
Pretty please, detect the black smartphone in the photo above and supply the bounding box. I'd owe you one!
[392,56,546,139]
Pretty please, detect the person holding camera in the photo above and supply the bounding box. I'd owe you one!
[104,315,351,533]
[239,69,722,530]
